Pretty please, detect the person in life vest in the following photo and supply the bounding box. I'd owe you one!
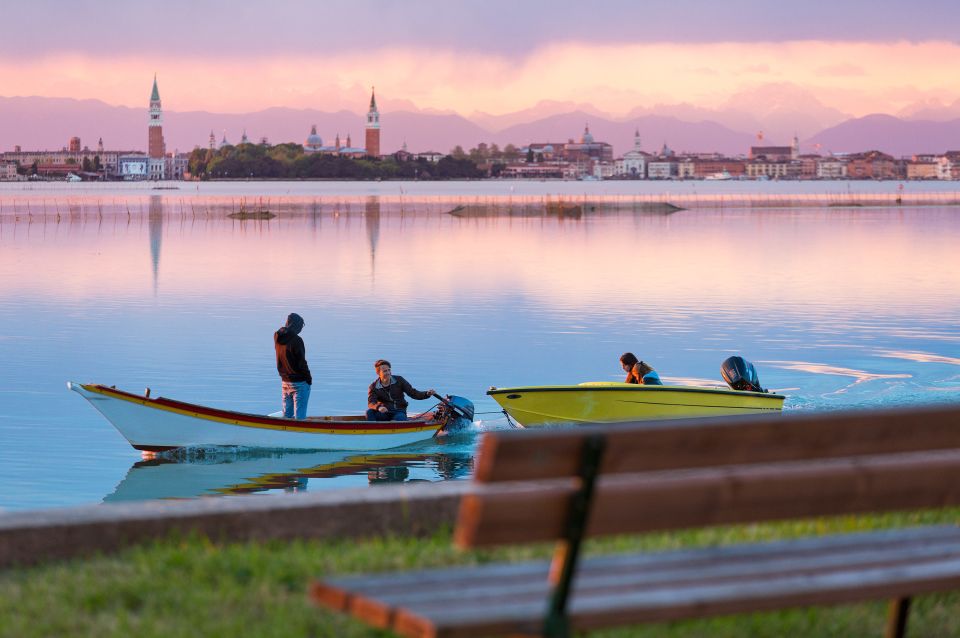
[620,352,663,385]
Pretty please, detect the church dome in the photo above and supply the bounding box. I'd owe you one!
[304,125,323,150]
[581,125,594,144]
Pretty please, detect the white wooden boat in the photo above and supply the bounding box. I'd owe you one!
[68,382,474,452]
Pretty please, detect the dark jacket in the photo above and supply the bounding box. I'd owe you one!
[275,327,312,385]
[367,375,430,411]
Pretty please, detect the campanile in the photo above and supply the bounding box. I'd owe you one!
[148,75,166,160]
[365,87,380,158]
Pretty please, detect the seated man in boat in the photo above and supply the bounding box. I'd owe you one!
[366,359,435,421]
[620,352,664,385]
[275,313,312,419]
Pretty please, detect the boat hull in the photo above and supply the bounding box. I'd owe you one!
[488,382,784,427]
[69,383,454,451]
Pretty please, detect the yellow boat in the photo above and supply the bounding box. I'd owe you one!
[487,382,785,427]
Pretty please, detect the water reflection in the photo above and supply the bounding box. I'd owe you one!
[1,197,960,510]
[148,195,163,294]
[104,449,473,501]
[365,196,380,281]
[876,350,960,366]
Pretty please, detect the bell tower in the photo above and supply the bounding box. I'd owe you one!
[365,87,380,158]
[148,74,165,160]
[147,74,167,180]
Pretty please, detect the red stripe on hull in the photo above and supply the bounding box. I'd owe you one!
[92,385,440,432]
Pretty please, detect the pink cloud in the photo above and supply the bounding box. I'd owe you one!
[816,64,866,77]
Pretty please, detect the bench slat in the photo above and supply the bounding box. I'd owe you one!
[312,527,960,636]
[392,555,960,637]
[474,404,960,482]
[319,526,960,598]
[350,536,960,612]
[458,450,960,546]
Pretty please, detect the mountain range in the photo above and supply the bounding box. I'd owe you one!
[1,96,959,158]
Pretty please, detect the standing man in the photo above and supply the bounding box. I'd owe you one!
[275,313,312,419]
[366,359,434,421]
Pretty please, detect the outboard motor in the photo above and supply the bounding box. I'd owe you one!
[721,356,767,393]
[435,395,475,433]
[450,395,475,421]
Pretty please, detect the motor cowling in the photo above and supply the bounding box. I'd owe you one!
[436,395,475,424]
[721,356,767,393]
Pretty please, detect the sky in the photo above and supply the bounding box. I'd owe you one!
[2,1,960,120]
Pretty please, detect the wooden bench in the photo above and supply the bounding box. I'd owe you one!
[311,403,960,637]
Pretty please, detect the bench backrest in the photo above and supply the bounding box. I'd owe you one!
[455,404,960,548]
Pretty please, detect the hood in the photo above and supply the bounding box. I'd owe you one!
[276,313,304,343]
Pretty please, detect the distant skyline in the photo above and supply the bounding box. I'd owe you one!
[2,1,960,127]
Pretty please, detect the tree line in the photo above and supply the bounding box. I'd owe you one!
[187,143,485,180]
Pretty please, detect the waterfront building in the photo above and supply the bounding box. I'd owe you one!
[36,163,83,178]
[119,154,149,179]
[0,160,18,180]
[796,154,822,179]
[907,161,939,180]
[501,160,577,179]
[148,75,166,180]
[677,157,746,179]
[937,152,960,180]
[615,130,650,178]
[521,143,561,162]
[563,124,614,166]
[365,87,380,158]
[746,160,797,179]
[592,160,616,179]
[0,140,124,178]
[512,126,614,178]
[414,151,444,163]
[647,160,677,179]
[845,151,898,179]
[749,137,798,161]
[392,142,413,162]
[69,137,81,153]
[167,153,189,180]
[816,157,847,179]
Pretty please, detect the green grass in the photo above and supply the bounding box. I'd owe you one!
[2,510,959,637]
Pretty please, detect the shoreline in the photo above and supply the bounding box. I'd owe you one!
[1,190,959,220]
[2,179,960,219]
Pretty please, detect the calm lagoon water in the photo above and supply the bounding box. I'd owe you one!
[1,182,959,510]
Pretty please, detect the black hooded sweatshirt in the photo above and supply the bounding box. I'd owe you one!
[274,322,312,385]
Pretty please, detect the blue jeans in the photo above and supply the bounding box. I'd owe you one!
[281,381,311,419]
[365,408,408,422]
